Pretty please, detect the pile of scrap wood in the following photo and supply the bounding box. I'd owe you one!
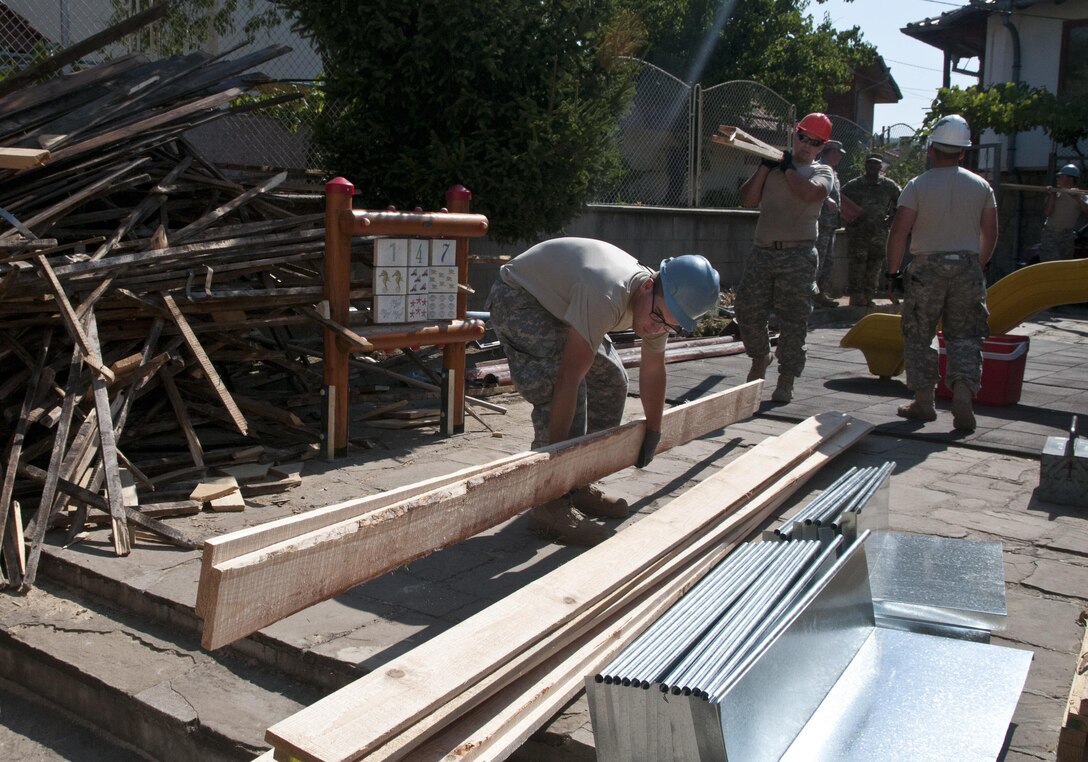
[260,411,872,762]
[0,35,398,589]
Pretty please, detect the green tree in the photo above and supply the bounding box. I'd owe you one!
[622,0,874,115]
[275,0,641,242]
[927,83,1088,159]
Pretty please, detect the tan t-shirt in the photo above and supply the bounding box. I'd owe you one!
[499,237,667,352]
[755,161,834,246]
[1046,192,1085,231]
[898,166,996,254]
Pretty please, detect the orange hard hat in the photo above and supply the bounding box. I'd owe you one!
[796,113,832,142]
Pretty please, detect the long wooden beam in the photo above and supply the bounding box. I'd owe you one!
[198,381,763,649]
[264,412,850,761]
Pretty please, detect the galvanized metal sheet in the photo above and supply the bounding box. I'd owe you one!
[780,627,1032,761]
[865,531,1007,632]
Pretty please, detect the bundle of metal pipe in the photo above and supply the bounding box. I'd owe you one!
[777,461,894,539]
[594,535,844,700]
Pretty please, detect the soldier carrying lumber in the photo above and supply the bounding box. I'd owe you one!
[736,112,835,404]
[1040,164,1088,262]
[486,237,720,545]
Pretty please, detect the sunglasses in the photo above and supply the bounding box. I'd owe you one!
[796,131,826,147]
[651,287,683,335]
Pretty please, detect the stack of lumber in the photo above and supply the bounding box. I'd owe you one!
[261,411,872,761]
[0,23,382,589]
[1059,622,1088,761]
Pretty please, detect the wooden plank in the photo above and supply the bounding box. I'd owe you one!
[264,412,851,761]
[34,254,115,382]
[85,313,129,556]
[209,490,246,512]
[161,293,249,436]
[195,381,762,624]
[1,332,51,587]
[0,147,49,169]
[171,171,288,244]
[161,370,205,466]
[190,475,240,502]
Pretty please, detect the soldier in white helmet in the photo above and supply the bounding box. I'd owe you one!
[886,114,998,432]
[1039,163,1088,261]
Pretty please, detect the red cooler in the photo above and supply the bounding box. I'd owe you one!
[936,333,1029,406]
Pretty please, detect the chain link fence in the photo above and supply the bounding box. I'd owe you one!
[695,80,794,208]
[596,62,693,208]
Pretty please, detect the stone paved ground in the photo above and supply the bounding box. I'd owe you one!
[1,305,1086,761]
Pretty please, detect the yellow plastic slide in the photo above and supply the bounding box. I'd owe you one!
[839,258,1088,378]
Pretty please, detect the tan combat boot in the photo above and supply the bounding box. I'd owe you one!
[771,374,795,403]
[747,353,773,382]
[527,498,610,546]
[569,484,629,519]
[896,387,937,422]
[951,381,977,432]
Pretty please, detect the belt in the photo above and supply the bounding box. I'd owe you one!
[764,240,815,250]
[913,251,972,262]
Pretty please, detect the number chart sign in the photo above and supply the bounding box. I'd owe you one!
[373,238,458,323]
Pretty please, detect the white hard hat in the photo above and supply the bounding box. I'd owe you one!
[928,114,972,149]
[1059,163,1081,179]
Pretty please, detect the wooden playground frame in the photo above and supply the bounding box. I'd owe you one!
[323,177,489,456]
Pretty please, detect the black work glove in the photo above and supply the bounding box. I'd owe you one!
[778,149,794,173]
[884,271,905,295]
[760,156,779,170]
[636,430,662,468]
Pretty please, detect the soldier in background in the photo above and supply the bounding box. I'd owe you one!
[1039,164,1088,261]
[813,140,844,308]
[842,154,901,306]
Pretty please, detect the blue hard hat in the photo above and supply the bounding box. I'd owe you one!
[1059,163,1081,179]
[658,255,721,332]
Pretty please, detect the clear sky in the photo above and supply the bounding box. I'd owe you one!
[812,0,978,134]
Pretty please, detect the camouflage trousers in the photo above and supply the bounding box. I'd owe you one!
[734,244,817,377]
[846,227,887,296]
[815,227,836,293]
[486,279,627,448]
[1038,226,1076,262]
[900,251,989,394]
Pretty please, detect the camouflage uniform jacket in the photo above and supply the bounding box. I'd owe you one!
[841,175,901,233]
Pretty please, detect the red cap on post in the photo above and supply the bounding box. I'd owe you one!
[326,177,355,195]
[445,184,472,203]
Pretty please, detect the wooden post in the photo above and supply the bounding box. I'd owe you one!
[443,184,472,435]
[324,177,354,457]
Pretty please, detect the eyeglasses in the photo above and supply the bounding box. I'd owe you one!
[795,131,826,147]
[650,287,683,335]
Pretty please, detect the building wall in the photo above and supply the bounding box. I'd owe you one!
[981,0,1088,170]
